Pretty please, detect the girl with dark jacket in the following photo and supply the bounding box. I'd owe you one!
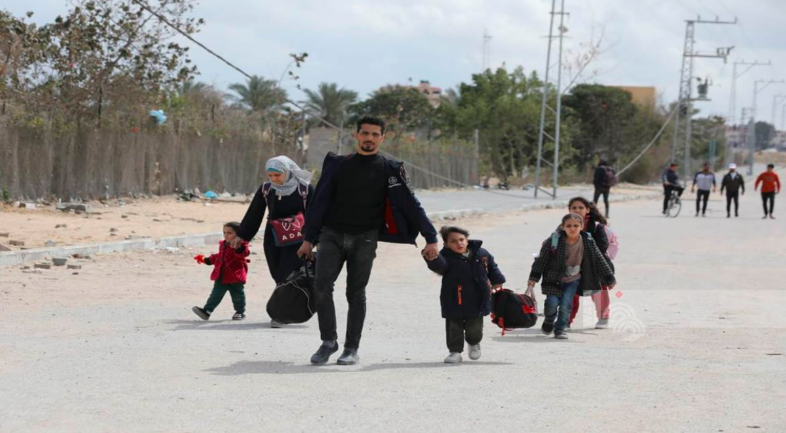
[235,156,314,327]
[564,197,615,329]
[528,214,616,340]
[425,226,506,364]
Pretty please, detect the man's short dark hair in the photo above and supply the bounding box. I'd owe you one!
[768,163,775,169]
[670,162,679,167]
[440,226,469,243]
[357,116,386,135]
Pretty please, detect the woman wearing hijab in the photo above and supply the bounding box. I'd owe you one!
[234,156,314,326]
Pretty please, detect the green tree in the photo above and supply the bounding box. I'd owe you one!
[435,67,569,181]
[228,75,287,112]
[755,121,776,150]
[302,82,357,127]
[350,85,433,133]
[563,84,639,169]
[1,1,202,123]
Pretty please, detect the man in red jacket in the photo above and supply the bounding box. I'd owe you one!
[755,164,781,219]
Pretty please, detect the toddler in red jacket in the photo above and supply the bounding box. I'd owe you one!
[192,222,250,320]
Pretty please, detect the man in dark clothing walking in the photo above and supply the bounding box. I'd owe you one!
[720,163,745,218]
[662,163,684,215]
[691,162,716,217]
[593,159,615,218]
[298,116,439,366]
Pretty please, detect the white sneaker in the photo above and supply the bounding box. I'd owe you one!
[468,344,482,360]
[444,352,462,364]
[595,318,609,329]
[270,320,284,328]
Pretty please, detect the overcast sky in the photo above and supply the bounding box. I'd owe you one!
[6,0,786,127]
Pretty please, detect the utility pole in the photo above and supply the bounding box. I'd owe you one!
[772,94,786,126]
[551,0,567,199]
[729,60,770,127]
[533,0,567,199]
[781,105,786,131]
[749,79,785,174]
[672,16,736,186]
[473,129,480,185]
[482,29,492,72]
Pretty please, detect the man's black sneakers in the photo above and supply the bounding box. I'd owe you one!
[310,341,339,365]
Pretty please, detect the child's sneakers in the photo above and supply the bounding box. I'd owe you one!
[270,320,284,328]
[595,318,609,329]
[468,344,482,360]
[444,352,462,364]
[232,312,246,321]
[554,331,568,339]
[541,321,554,335]
[192,306,210,320]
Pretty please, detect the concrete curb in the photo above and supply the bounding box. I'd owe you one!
[0,232,223,267]
[517,191,661,212]
[0,192,660,267]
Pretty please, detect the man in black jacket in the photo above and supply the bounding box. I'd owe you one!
[593,159,615,218]
[662,163,684,215]
[720,163,745,218]
[298,116,439,365]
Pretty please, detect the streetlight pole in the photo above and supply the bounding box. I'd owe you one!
[749,79,785,175]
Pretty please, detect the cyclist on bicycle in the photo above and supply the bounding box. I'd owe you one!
[663,163,684,215]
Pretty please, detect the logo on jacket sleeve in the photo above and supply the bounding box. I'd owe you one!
[388,176,399,186]
[400,165,414,193]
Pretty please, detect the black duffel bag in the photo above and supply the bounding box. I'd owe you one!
[266,260,316,324]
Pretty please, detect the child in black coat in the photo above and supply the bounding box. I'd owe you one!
[424,226,506,364]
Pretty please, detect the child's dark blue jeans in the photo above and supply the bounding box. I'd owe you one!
[543,279,580,332]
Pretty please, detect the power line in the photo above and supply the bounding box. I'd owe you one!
[616,106,679,176]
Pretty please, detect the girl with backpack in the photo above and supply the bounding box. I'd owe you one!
[233,156,314,327]
[528,213,616,340]
[564,197,618,330]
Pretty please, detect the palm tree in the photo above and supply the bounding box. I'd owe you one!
[178,79,207,96]
[228,75,287,112]
[303,82,358,127]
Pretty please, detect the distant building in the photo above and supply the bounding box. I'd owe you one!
[378,80,444,108]
[415,80,443,107]
[611,86,657,110]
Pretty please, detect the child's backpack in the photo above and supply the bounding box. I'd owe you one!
[266,259,316,324]
[603,224,619,260]
[603,166,618,187]
[490,288,538,336]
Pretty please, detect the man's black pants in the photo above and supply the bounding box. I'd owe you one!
[696,190,710,215]
[726,192,739,216]
[314,228,378,350]
[762,192,776,216]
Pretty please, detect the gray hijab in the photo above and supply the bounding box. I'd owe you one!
[265,156,312,196]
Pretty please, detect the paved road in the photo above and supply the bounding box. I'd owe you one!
[1,183,784,432]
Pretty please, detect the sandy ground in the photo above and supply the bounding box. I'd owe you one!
[0,185,655,250]
[1,190,785,432]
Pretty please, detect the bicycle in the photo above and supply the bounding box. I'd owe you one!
[665,188,682,218]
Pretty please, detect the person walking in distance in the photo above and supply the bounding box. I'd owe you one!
[755,164,781,219]
[720,163,745,218]
[593,159,616,218]
[691,163,716,217]
[298,116,439,365]
[662,163,684,215]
